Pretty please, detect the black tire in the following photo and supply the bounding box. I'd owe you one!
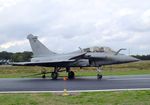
[51,72,58,80]
[97,74,102,80]
[42,74,46,79]
[68,71,75,80]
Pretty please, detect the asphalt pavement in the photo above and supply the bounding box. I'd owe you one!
[0,75,150,92]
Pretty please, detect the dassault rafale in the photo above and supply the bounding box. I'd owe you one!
[13,34,139,80]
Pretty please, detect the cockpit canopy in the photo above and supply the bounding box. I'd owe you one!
[83,46,116,53]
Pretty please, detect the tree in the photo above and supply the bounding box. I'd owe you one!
[0,51,33,62]
[132,55,150,60]
[11,52,33,62]
[0,51,13,60]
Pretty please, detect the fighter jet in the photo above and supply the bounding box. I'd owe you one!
[13,34,139,80]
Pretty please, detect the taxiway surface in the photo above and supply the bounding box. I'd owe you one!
[0,75,150,92]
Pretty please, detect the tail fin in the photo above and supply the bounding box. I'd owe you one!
[27,34,56,57]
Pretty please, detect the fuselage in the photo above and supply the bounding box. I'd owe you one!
[30,51,139,67]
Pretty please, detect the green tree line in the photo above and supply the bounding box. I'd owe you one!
[132,55,150,60]
[0,51,33,62]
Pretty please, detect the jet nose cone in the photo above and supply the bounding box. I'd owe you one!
[128,56,140,62]
[116,55,140,64]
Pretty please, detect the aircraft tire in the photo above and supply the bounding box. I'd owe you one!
[42,74,46,79]
[68,71,75,80]
[51,72,58,80]
[97,74,102,80]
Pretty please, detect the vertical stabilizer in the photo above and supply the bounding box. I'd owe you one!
[27,34,56,57]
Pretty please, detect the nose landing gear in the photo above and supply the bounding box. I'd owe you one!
[96,67,103,80]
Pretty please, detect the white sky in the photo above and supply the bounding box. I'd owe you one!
[0,0,150,55]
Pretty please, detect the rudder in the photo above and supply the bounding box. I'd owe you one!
[27,34,56,57]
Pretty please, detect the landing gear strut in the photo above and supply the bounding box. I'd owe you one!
[51,72,58,80]
[51,67,60,80]
[96,67,103,80]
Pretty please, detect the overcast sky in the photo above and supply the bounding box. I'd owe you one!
[0,0,150,55]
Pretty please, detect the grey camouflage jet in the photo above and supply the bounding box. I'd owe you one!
[13,34,139,80]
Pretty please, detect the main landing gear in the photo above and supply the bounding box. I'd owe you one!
[50,67,75,80]
[96,67,103,80]
[68,71,75,79]
[51,67,61,80]
[41,66,102,80]
[51,72,58,80]
[40,67,60,80]
[66,67,75,80]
